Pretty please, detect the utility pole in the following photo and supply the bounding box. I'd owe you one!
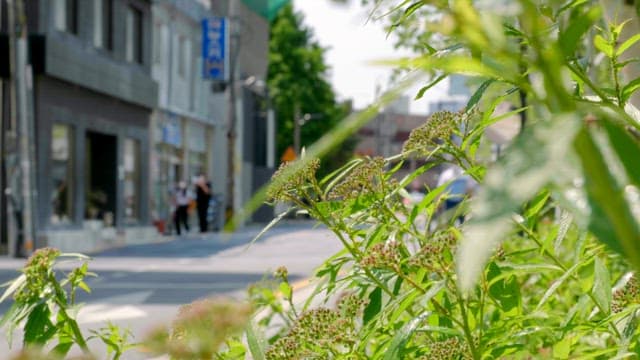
[0,0,4,250]
[8,0,36,256]
[293,104,300,155]
[226,1,240,226]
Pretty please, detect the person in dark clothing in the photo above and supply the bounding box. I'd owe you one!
[195,174,211,233]
[173,181,191,235]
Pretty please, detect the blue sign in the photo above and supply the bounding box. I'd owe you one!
[162,116,182,147]
[202,17,228,81]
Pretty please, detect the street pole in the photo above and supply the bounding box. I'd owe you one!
[8,0,36,256]
[293,104,300,155]
[226,1,240,226]
[266,89,275,169]
[0,0,4,250]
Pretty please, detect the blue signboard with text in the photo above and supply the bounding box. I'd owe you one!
[202,17,228,81]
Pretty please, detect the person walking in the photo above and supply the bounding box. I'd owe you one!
[173,181,191,236]
[195,174,211,233]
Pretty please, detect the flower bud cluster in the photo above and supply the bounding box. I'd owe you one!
[266,307,357,360]
[267,159,320,202]
[274,266,289,282]
[422,337,472,360]
[409,231,457,271]
[337,292,369,319]
[612,275,640,313]
[360,241,401,270]
[403,111,461,155]
[15,248,61,303]
[328,157,386,200]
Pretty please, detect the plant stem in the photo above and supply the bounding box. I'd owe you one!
[457,291,480,360]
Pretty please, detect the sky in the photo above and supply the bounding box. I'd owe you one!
[292,0,450,115]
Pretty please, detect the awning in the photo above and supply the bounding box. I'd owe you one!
[241,0,290,21]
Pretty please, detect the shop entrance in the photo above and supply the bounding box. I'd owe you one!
[85,132,117,226]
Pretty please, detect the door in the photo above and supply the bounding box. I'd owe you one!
[85,132,117,226]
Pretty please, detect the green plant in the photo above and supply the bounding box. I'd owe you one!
[0,248,133,359]
[230,0,640,358]
[88,322,134,360]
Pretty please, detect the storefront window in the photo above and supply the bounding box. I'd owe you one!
[124,138,140,222]
[51,124,74,224]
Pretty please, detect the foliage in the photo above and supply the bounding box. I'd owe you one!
[0,249,133,359]
[268,4,356,174]
[239,0,640,358]
[4,0,640,359]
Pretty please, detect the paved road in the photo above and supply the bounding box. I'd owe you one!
[0,221,342,359]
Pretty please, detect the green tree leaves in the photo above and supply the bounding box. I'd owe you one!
[268,5,354,172]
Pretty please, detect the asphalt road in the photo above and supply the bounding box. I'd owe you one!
[0,221,342,359]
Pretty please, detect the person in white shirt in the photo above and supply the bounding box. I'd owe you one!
[173,181,192,235]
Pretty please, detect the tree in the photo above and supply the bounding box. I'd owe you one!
[267,4,355,173]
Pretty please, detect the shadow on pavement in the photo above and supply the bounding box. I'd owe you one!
[0,270,299,313]
[90,233,263,258]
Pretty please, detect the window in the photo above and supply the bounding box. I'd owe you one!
[124,138,140,222]
[93,0,113,50]
[177,35,186,77]
[152,22,163,64]
[54,0,79,34]
[126,6,143,64]
[51,124,74,225]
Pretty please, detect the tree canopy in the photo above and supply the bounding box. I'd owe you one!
[267,4,354,172]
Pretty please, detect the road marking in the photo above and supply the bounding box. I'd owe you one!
[77,291,153,324]
[89,282,250,290]
[78,304,147,324]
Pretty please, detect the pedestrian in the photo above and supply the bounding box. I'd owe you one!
[194,174,212,233]
[173,180,191,236]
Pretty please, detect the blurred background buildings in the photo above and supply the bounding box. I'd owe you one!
[0,0,281,257]
[0,0,480,258]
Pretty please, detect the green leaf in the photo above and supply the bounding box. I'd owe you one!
[574,127,640,268]
[487,262,521,315]
[363,287,382,325]
[554,211,573,254]
[602,119,640,189]
[553,334,573,359]
[594,34,614,58]
[246,209,291,249]
[523,190,550,220]
[618,310,640,356]
[23,303,54,345]
[0,274,26,303]
[617,33,640,56]
[559,7,601,56]
[465,79,494,112]
[50,340,74,357]
[537,262,581,311]
[414,74,447,100]
[622,77,640,104]
[578,258,595,293]
[225,339,247,359]
[383,312,430,360]
[279,282,292,300]
[78,281,91,294]
[592,257,611,314]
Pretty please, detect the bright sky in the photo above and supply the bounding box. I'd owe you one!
[292,0,449,115]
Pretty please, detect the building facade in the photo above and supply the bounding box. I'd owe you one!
[0,0,278,256]
[150,0,225,233]
[1,0,158,254]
